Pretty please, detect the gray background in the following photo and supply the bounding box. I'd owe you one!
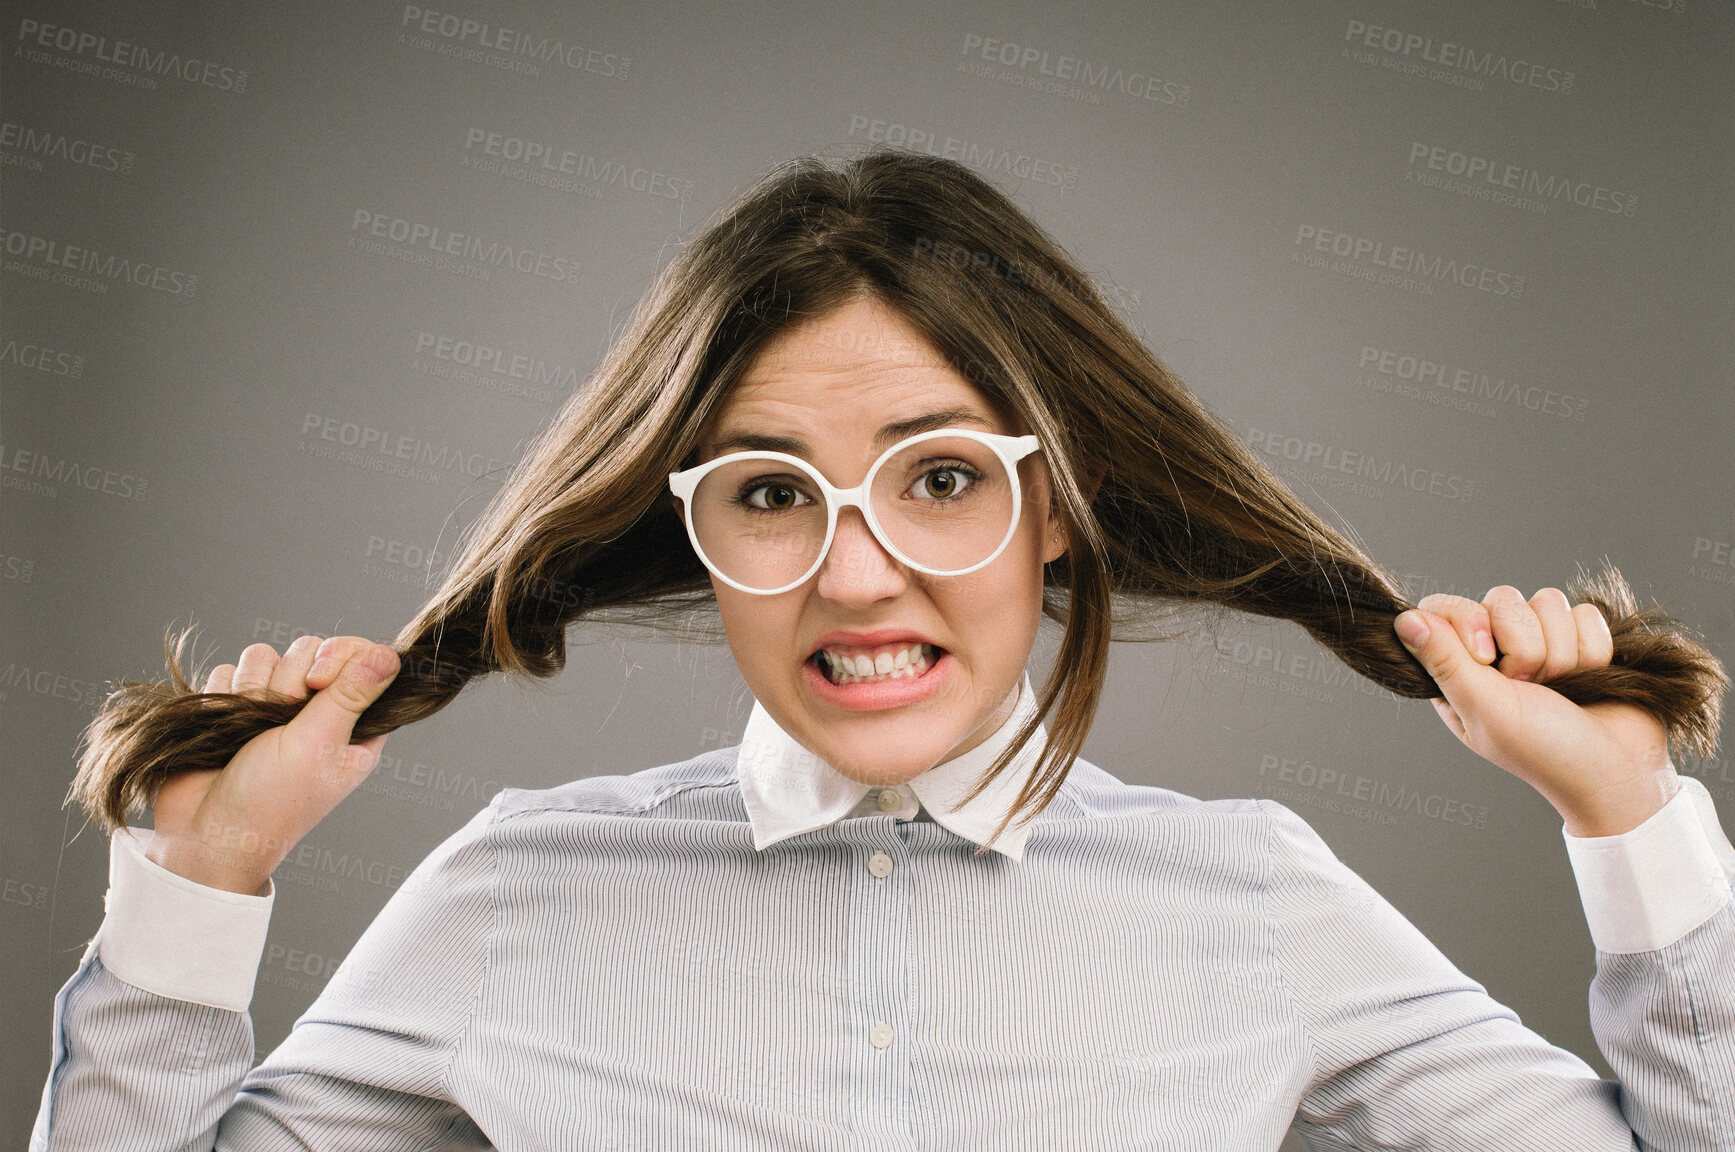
[4,0,1731,1146]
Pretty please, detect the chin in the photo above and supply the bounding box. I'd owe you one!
[813,729,946,785]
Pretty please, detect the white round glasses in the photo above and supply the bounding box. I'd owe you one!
[667,428,1043,595]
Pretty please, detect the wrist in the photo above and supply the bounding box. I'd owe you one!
[1558,765,1682,838]
[144,832,276,895]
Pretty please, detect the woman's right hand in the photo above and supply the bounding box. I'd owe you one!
[143,635,401,894]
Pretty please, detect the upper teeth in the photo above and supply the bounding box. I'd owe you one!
[819,643,936,683]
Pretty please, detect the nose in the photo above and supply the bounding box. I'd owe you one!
[814,504,908,602]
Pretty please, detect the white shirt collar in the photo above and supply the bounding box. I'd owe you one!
[736,672,1046,862]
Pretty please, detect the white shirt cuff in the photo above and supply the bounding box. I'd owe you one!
[85,826,276,1012]
[1562,774,1733,954]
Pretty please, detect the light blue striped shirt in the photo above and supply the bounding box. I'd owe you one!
[32,672,1735,1148]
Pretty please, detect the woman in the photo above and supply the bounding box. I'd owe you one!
[35,149,1732,1148]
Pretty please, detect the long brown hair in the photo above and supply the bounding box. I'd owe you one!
[70,147,1727,857]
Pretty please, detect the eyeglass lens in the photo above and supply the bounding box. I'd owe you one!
[689,435,1018,590]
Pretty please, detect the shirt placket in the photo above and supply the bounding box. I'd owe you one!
[843,807,918,1148]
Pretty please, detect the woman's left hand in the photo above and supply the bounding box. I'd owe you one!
[1394,585,1677,837]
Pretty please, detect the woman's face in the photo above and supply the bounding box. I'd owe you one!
[687,295,1066,787]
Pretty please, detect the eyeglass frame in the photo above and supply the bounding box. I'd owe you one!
[667,427,1044,596]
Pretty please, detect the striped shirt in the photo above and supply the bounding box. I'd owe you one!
[31,672,1735,1149]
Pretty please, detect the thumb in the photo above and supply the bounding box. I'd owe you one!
[294,642,400,750]
[1394,609,1491,714]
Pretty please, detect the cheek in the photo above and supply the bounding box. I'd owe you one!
[714,587,758,656]
[949,533,1048,627]
[1009,516,1055,588]
[715,586,799,671]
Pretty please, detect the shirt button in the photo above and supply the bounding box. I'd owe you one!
[877,788,902,812]
[867,851,894,878]
[870,1021,894,1049]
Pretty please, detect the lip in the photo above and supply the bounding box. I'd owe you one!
[807,628,943,656]
[803,644,952,711]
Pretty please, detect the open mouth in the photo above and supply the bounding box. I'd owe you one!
[809,642,945,686]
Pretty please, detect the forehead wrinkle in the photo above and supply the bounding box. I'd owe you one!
[706,362,987,460]
[745,347,946,393]
[700,297,1010,463]
[701,410,1000,471]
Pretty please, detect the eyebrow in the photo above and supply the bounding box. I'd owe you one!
[705,406,996,459]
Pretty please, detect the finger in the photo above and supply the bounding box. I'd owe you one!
[267,634,323,702]
[1417,593,1497,665]
[305,635,370,690]
[293,642,401,751]
[1484,585,1546,682]
[203,662,236,693]
[1573,601,1614,670]
[1395,607,1498,720]
[1431,697,1466,742]
[231,643,280,694]
[1528,587,1579,682]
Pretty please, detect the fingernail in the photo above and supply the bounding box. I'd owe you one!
[308,637,341,679]
[1474,630,1495,661]
[361,645,399,679]
[1396,611,1429,647]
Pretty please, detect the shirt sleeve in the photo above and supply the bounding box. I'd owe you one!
[1561,773,1735,953]
[30,797,503,1152]
[1264,797,1735,1151]
[87,826,276,1012]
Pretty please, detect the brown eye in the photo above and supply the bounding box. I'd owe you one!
[736,478,815,512]
[757,484,800,510]
[909,465,979,501]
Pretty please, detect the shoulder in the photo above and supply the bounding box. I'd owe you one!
[1059,755,1269,823]
[1053,757,1322,881]
[479,745,744,828]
